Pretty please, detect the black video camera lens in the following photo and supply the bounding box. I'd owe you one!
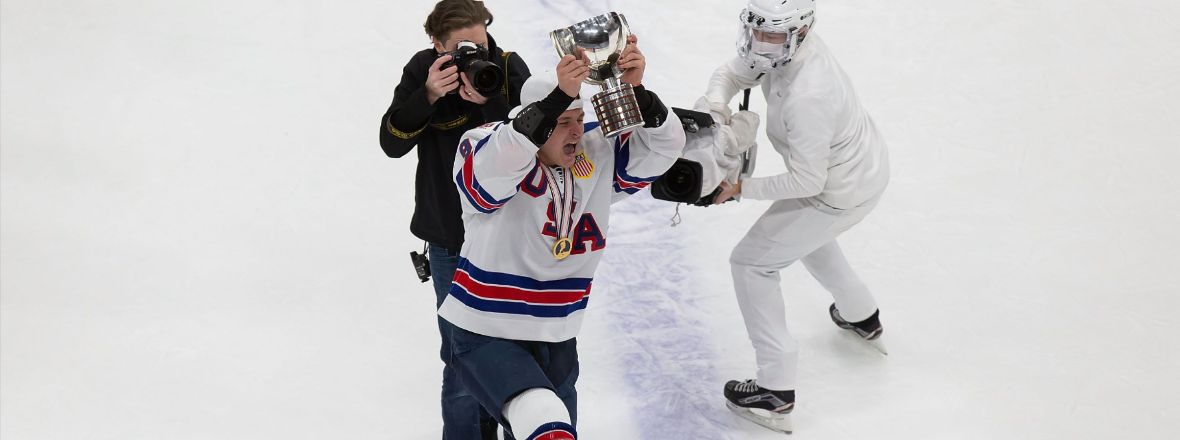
[443,41,504,97]
[651,158,705,204]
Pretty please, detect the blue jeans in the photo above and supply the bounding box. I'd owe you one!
[446,324,580,434]
[429,243,498,440]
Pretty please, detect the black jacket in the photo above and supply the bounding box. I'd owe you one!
[379,34,529,251]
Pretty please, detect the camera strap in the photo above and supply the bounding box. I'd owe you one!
[542,166,576,260]
[500,51,512,101]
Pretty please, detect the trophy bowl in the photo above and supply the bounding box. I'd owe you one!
[550,12,645,138]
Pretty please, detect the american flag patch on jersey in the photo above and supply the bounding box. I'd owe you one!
[572,152,594,179]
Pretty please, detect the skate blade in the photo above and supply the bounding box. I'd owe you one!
[726,401,793,434]
[867,337,889,356]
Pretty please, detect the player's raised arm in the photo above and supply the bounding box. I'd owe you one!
[608,35,687,199]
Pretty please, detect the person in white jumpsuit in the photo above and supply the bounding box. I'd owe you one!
[707,0,890,433]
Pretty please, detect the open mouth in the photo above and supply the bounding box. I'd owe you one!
[563,143,577,156]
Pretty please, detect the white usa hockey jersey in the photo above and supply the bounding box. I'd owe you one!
[437,115,686,343]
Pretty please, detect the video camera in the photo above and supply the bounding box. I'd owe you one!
[651,102,758,206]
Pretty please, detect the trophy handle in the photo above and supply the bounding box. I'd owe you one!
[550,31,571,59]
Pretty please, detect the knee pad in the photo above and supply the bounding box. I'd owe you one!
[504,388,576,440]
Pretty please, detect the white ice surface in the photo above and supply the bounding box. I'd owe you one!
[2,1,1179,439]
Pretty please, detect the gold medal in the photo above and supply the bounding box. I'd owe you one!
[542,165,577,261]
[552,237,573,260]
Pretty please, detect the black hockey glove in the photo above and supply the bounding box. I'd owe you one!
[633,85,668,128]
[512,87,576,146]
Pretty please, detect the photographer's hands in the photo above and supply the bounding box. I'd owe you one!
[428,54,495,105]
[458,72,490,104]
[426,55,460,105]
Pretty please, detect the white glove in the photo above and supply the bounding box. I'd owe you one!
[727,110,760,156]
[707,100,733,125]
[692,96,732,126]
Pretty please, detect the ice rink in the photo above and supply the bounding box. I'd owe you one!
[3,0,1179,438]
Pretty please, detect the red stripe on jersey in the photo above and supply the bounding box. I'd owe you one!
[462,152,503,211]
[454,269,591,305]
[614,176,650,189]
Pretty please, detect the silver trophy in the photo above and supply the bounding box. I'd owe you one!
[551,12,644,138]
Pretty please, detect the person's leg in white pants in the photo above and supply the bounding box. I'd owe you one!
[729,198,878,391]
[802,241,879,323]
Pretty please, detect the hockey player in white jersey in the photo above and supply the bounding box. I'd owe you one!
[438,35,686,440]
[706,0,891,433]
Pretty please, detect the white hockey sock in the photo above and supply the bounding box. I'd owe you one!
[503,388,576,440]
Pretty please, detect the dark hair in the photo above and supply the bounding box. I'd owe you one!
[424,0,493,43]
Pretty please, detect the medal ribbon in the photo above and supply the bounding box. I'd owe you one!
[543,166,576,244]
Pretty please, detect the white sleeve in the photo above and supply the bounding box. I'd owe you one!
[740,96,833,201]
[705,56,764,109]
[610,108,688,202]
[453,122,539,214]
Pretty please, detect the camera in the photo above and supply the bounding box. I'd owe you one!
[652,158,709,205]
[410,250,431,283]
[651,107,719,206]
[442,40,504,97]
[652,105,757,206]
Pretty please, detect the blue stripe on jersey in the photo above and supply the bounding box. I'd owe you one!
[458,257,592,291]
[449,284,590,318]
[456,169,500,213]
[613,134,661,194]
[456,127,514,213]
[447,257,593,318]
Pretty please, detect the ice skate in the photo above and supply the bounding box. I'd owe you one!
[829,304,888,355]
[723,379,794,434]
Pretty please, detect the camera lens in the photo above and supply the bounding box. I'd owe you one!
[651,159,704,203]
[446,42,503,96]
[663,165,695,199]
[468,62,504,95]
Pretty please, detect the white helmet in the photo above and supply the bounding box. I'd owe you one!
[736,0,816,73]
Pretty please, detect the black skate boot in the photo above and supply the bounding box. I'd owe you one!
[723,379,795,433]
[829,304,888,354]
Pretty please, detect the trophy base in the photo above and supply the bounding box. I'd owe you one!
[592,83,645,138]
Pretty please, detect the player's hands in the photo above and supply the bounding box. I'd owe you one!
[556,51,590,98]
[713,180,741,205]
[458,72,489,104]
[618,34,645,87]
[426,55,460,105]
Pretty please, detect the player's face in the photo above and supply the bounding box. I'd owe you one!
[753,29,788,44]
[538,109,585,168]
[433,24,489,52]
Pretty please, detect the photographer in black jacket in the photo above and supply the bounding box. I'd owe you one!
[378,1,529,438]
